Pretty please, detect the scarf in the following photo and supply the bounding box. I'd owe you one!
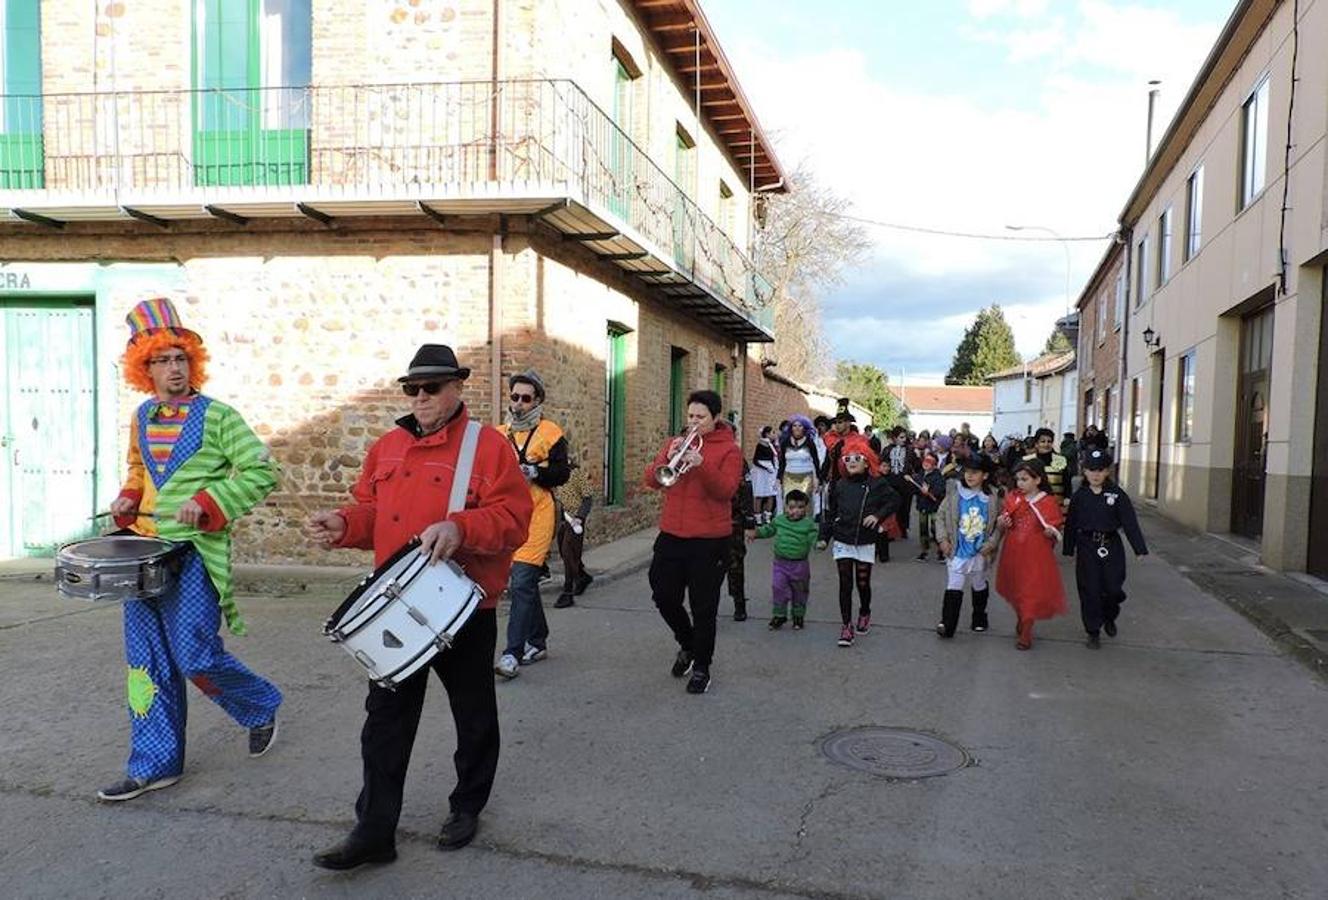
[506,403,544,433]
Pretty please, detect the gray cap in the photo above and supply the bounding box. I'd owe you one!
[508,368,546,401]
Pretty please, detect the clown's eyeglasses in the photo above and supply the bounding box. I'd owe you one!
[842,454,866,464]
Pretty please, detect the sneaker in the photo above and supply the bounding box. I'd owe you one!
[855,614,871,634]
[837,625,854,647]
[915,551,928,561]
[1085,633,1101,650]
[520,642,547,664]
[670,649,694,678]
[768,615,787,630]
[733,601,748,622]
[248,717,278,757]
[935,622,951,639]
[1103,620,1118,637]
[791,616,805,630]
[96,774,180,802]
[574,572,595,596]
[538,564,552,583]
[553,592,575,609]
[815,540,828,551]
[685,667,711,694]
[495,653,520,679]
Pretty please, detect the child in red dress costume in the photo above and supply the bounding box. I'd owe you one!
[995,460,1067,650]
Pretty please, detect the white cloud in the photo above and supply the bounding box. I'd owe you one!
[725,2,1222,376]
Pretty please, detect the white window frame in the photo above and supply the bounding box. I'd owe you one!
[1135,235,1150,306]
[1185,165,1204,261]
[1177,349,1196,443]
[1157,206,1173,286]
[1097,291,1108,345]
[1240,76,1270,210]
[1113,270,1125,329]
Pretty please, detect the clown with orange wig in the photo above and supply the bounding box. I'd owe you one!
[97,298,282,803]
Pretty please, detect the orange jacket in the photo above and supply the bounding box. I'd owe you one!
[336,406,533,608]
[498,418,570,566]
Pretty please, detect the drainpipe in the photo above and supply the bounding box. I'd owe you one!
[490,220,506,425]
[1117,226,1133,469]
[488,0,501,182]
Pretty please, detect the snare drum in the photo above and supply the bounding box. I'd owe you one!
[324,539,484,689]
[56,535,187,603]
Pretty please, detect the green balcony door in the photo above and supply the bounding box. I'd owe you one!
[194,0,310,186]
[0,301,97,557]
[0,0,43,188]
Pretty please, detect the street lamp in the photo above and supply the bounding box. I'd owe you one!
[1006,224,1072,315]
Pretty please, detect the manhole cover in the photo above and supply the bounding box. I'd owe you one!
[820,727,969,779]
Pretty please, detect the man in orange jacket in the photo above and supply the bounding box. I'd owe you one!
[306,344,532,869]
[643,389,743,695]
[494,369,571,679]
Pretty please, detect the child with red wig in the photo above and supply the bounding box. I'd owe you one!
[818,436,898,646]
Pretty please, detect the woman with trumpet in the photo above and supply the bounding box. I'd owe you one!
[643,390,744,695]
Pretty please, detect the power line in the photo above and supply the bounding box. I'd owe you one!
[827,212,1116,242]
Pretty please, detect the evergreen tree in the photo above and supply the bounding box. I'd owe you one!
[946,305,1021,385]
[836,361,906,429]
[1043,328,1073,355]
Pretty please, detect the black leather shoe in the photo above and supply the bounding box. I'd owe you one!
[1103,620,1118,637]
[437,812,478,851]
[553,592,575,609]
[312,837,397,870]
[1085,633,1101,649]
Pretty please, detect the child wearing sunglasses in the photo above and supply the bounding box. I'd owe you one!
[818,436,898,647]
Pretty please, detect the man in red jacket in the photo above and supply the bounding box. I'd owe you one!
[643,389,743,695]
[305,344,532,869]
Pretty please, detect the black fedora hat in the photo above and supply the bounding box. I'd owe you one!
[398,344,471,383]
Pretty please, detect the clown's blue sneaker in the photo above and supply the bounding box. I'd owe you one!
[97,774,180,802]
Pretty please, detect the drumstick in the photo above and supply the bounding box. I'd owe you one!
[89,510,160,521]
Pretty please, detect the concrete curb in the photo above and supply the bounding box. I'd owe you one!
[1139,507,1328,683]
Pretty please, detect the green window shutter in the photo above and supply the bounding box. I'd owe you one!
[0,0,44,187]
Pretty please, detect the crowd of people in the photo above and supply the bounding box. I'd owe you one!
[92,313,1151,868]
[627,402,1152,696]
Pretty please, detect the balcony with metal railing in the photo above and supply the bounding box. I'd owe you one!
[0,79,773,341]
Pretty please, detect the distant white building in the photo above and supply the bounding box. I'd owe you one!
[887,385,993,437]
[989,351,1078,438]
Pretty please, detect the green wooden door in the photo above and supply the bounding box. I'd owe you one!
[604,328,628,505]
[0,0,43,188]
[0,302,97,556]
[194,0,310,186]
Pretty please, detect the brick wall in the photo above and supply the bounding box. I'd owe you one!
[1080,254,1124,439]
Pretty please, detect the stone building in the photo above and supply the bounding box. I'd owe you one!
[1109,0,1327,576]
[0,0,786,562]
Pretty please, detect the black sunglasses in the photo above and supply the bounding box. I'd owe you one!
[402,380,450,397]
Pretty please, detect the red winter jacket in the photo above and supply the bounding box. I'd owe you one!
[336,405,534,607]
[643,421,743,539]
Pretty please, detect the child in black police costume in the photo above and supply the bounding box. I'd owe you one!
[1062,448,1149,648]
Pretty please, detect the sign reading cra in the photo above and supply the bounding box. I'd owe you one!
[0,271,33,289]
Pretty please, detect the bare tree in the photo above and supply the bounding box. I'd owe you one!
[754,159,870,384]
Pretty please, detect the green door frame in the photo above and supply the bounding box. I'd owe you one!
[605,326,628,506]
[0,296,97,556]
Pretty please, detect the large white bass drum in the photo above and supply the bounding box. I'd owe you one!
[323,539,484,689]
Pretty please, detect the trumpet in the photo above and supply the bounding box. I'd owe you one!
[656,426,704,487]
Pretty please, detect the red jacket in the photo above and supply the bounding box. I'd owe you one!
[336,406,533,608]
[643,422,743,539]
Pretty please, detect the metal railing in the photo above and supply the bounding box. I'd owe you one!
[0,79,771,313]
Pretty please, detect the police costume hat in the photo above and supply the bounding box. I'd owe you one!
[1082,448,1114,470]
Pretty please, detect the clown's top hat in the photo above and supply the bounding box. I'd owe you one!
[125,297,200,346]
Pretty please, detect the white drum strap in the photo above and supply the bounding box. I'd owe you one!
[448,420,483,516]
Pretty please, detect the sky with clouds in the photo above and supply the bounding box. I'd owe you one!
[704,0,1229,383]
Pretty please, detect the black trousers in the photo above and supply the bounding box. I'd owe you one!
[726,524,747,602]
[1073,533,1127,635]
[649,532,728,669]
[557,522,585,593]
[352,608,499,844]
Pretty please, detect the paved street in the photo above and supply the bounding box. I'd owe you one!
[2,530,1326,900]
